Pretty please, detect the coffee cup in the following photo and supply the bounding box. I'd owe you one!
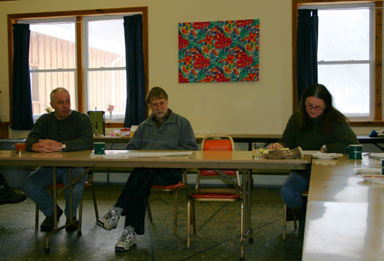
[94,142,105,155]
[346,144,362,159]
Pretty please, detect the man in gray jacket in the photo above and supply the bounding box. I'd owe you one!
[97,87,198,252]
[23,87,93,232]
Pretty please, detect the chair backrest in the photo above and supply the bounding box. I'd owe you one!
[87,111,105,136]
[200,135,236,176]
[202,135,235,151]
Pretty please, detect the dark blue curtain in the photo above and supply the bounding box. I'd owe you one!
[11,24,33,130]
[123,14,146,127]
[297,9,318,105]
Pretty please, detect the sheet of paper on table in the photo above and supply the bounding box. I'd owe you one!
[103,150,193,158]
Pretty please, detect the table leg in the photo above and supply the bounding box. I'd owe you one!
[69,168,73,224]
[240,169,246,260]
[247,169,253,243]
[44,167,91,252]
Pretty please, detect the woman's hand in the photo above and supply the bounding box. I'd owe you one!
[268,142,285,150]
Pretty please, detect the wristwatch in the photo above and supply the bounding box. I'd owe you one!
[62,143,66,151]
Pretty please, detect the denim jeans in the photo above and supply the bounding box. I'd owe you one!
[23,167,87,218]
[280,170,310,209]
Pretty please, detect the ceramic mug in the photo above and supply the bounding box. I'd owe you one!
[94,142,105,155]
[346,144,362,159]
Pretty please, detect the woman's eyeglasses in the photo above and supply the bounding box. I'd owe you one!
[305,104,325,111]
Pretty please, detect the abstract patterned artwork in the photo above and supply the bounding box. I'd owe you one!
[178,19,260,83]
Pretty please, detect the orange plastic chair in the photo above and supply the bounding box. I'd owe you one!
[147,171,187,235]
[187,135,244,249]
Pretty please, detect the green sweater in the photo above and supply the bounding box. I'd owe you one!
[25,111,93,152]
[279,111,358,153]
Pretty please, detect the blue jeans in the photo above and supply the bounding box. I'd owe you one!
[280,170,310,209]
[23,167,87,218]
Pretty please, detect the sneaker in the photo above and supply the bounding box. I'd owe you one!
[0,187,27,205]
[65,216,79,232]
[97,209,120,230]
[115,226,136,252]
[40,207,63,232]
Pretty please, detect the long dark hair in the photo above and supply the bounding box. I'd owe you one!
[298,83,347,133]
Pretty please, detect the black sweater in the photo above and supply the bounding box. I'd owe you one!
[25,111,93,152]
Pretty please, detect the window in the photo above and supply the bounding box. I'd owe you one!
[316,4,373,120]
[27,19,77,116]
[84,17,126,119]
[299,3,374,120]
[293,0,383,125]
[9,7,148,126]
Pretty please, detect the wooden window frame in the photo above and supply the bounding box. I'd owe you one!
[292,0,383,127]
[8,7,148,128]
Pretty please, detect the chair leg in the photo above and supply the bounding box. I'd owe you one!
[172,187,181,235]
[187,197,191,248]
[283,204,287,240]
[78,196,83,235]
[35,205,39,231]
[147,202,153,223]
[191,199,196,235]
[89,184,99,220]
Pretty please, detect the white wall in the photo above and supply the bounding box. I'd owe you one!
[0,0,294,138]
[0,0,373,137]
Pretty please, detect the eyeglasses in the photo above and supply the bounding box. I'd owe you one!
[305,104,325,111]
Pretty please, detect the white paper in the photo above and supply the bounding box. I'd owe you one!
[104,150,193,158]
[369,153,384,160]
[303,150,342,159]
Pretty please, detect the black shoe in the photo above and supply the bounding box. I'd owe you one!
[40,207,63,232]
[65,217,79,232]
[0,187,27,205]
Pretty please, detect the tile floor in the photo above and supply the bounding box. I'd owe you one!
[0,185,303,261]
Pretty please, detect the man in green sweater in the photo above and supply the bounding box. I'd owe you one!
[23,87,93,232]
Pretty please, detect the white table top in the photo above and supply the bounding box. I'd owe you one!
[0,150,310,170]
[303,155,384,261]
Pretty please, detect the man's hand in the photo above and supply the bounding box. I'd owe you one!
[268,142,285,150]
[31,139,63,153]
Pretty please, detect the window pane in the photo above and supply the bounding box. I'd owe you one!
[29,22,76,117]
[318,64,370,117]
[30,71,76,115]
[88,19,126,68]
[30,23,76,70]
[318,9,370,61]
[87,70,126,116]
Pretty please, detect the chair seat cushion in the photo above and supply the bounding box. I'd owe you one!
[48,181,90,189]
[191,193,240,199]
[199,169,237,176]
[152,183,185,190]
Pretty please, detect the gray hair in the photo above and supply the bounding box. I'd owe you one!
[50,88,69,103]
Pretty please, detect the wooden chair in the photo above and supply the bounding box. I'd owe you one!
[282,190,308,240]
[147,171,187,235]
[35,171,99,235]
[187,135,244,249]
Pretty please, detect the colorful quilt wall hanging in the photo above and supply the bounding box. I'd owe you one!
[178,19,260,83]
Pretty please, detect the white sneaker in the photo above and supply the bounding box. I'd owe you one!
[96,209,120,230]
[115,226,136,252]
